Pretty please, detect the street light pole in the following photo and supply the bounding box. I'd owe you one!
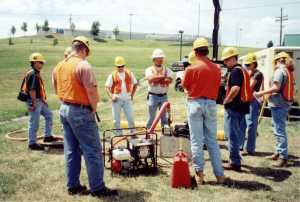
[178,30,184,60]
[129,13,134,40]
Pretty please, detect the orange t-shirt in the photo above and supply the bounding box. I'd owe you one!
[182,57,221,100]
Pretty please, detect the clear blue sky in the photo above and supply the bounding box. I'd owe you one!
[0,0,299,47]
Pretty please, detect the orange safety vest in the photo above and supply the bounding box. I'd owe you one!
[21,69,46,101]
[226,66,253,103]
[111,69,133,94]
[282,68,295,102]
[53,56,90,106]
[151,66,169,87]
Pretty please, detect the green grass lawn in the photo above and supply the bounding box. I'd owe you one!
[1,36,299,202]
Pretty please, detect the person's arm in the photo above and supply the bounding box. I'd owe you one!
[255,69,282,98]
[181,69,190,91]
[52,69,57,95]
[223,86,240,104]
[104,75,117,102]
[164,68,173,84]
[27,73,37,111]
[76,62,100,113]
[130,72,138,100]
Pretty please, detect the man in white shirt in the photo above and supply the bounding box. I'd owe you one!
[105,56,138,134]
[145,49,173,129]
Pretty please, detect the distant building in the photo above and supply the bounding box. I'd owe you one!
[283,34,300,46]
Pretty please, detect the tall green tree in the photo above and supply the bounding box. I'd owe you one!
[11,26,16,37]
[113,26,120,40]
[42,20,50,32]
[35,23,41,34]
[21,22,28,36]
[90,21,100,38]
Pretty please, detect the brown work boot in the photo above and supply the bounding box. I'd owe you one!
[266,153,279,161]
[273,158,288,167]
[241,151,255,156]
[223,163,241,172]
[216,176,227,184]
[195,170,205,185]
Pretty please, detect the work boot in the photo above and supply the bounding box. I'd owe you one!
[28,143,44,151]
[44,136,59,142]
[68,185,89,195]
[241,151,255,156]
[216,176,227,184]
[223,163,241,172]
[91,186,118,197]
[273,158,288,167]
[195,170,205,185]
[266,153,279,161]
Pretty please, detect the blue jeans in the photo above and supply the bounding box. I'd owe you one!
[146,94,168,129]
[27,99,52,145]
[112,99,135,134]
[240,99,261,153]
[224,109,244,166]
[59,103,105,192]
[271,106,289,160]
[187,99,224,177]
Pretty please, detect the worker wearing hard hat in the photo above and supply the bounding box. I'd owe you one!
[222,47,251,171]
[52,36,118,197]
[240,53,264,156]
[254,51,295,167]
[145,49,173,128]
[18,53,55,150]
[182,38,226,185]
[64,47,72,58]
[105,56,138,134]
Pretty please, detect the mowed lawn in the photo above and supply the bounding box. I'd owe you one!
[0,36,299,202]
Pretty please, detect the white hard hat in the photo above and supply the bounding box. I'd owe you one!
[152,49,165,59]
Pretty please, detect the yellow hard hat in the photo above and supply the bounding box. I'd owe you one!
[188,51,199,65]
[244,53,257,65]
[29,52,46,63]
[193,38,209,49]
[72,36,91,55]
[221,47,239,61]
[115,56,126,66]
[64,47,72,56]
[273,51,290,62]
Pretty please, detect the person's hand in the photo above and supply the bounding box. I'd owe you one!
[223,97,231,105]
[28,105,35,112]
[111,95,118,102]
[254,91,263,98]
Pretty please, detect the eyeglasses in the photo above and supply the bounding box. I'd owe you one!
[37,61,44,65]
[117,65,125,68]
[245,64,251,67]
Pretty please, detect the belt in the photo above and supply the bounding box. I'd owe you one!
[187,96,213,101]
[148,92,167,97]
[62,101,92,111]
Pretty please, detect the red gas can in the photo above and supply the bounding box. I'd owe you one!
[111,159,122,173]
[171,151,191,188]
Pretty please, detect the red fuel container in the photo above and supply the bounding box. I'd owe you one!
[171,151,191,188]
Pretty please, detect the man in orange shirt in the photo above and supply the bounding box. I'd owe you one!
[52,36,117,198]
[182,38,225,185]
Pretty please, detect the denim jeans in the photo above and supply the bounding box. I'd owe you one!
[224,109,244,166]
[27,99,52,145]
[59,103,105,192]
[187,99,224,177]
[240,99,261,153]
[271,106,289,160]
[146,94,168,129]
[112,99,135,134]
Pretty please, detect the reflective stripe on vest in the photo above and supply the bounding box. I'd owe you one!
[54,56,90,105]
[282,68,295,102]
[111,69,132,94]
[226,65,253,103]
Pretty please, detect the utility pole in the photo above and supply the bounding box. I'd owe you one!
[197,1,200,37]
[178,30,184,60]
[275,8,288,46]
[129,13,134,40]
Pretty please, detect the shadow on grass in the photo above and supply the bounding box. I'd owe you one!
[242,164,292,182]
[43,148,64,155]
[206,178,272,191]
[102,189,152,202]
